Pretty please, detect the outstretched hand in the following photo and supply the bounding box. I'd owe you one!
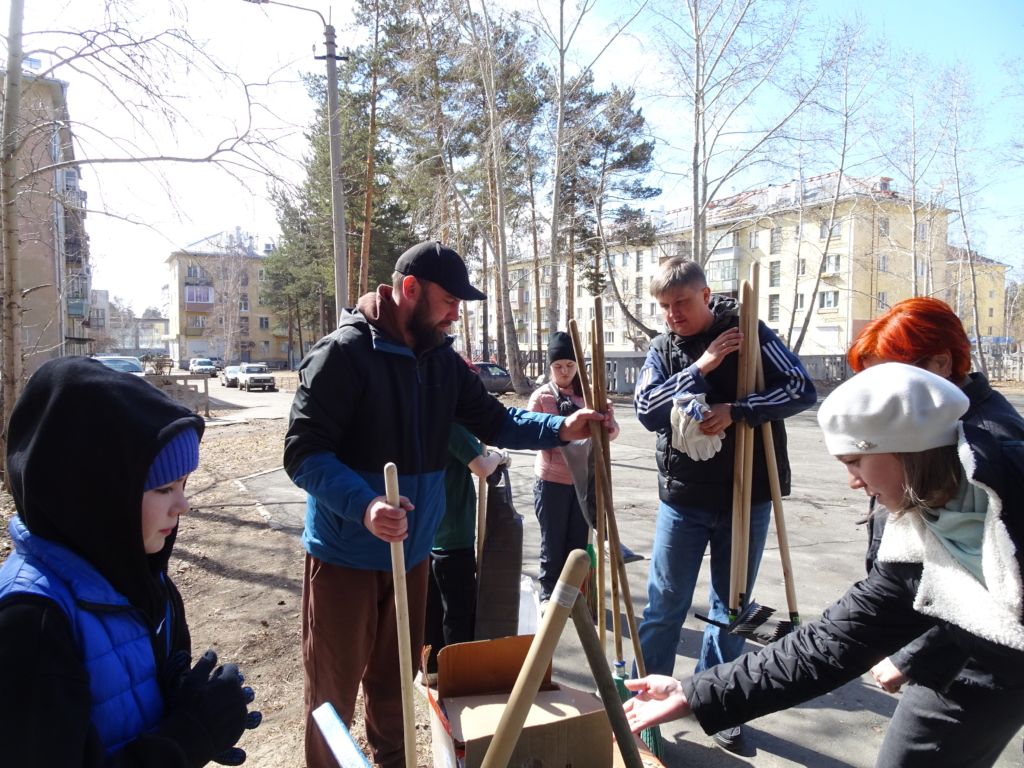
[559,408,612,442]
[622,675,693,733]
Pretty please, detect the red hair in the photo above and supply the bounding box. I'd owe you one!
[848,297,972,379]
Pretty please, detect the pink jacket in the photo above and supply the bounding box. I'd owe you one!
[527,385,582,485]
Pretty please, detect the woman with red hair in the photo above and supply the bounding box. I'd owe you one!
[847,296,1024,767]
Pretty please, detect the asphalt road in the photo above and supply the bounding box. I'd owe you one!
[232,388,1024,767]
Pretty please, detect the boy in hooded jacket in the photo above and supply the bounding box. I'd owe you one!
[0,356,259,768]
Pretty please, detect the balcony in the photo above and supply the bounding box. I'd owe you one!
[185,327,205,337]
[185,301,215,313]
[67,300,87,317]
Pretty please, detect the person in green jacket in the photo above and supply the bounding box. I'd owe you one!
[420,423,510,684]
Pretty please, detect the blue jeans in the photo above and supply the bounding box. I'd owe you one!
[638,500,772,677]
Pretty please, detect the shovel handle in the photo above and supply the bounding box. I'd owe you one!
[384,463,417,768]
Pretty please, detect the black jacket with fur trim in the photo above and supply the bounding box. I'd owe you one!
[683,423,1024,735]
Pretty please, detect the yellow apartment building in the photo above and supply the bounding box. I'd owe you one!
[165,228,289,368]
[946,247,1008,346]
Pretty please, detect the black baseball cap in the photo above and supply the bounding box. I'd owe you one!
[394,241,486,301]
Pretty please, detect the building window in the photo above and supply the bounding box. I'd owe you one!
[748,229,759,249]
[989,307,995,317]
[259,316,270,329]
[576,308,582,320]
[769,261,781,287]
[650,302,657,317]
[729,231,740,247]
[218,316,225,328]
[768,295,780,322]
[239,294,250,312]
[916,258,926,277]
[916,222,927,240]
[589,307,595,319]
[796,293,805,310]
[878,255,888,273]
[186,265,205,279]
[635,276,643,296]
[878,218,889,238]
[621,252,628,267]
[604,331,614,344]
[820,219,840,240]
[260,341,270,354]
[258,293,266,306]
[770,227,782,254]
[239,317,249,336]
[542,265,551,278]
[819,290,839,309]
[622,331,630,345]
[989,326,993,335]
[650,249,657,263]
[797,258,806,276]
[635,251,642,270]
[240,271,249,287]
[990,290,995,299]
[258,268,266,282]
[793,222,801,238]
[824,254,841,274]
[878,291,888,310]
[605,303,615,318]
[185,285,213,304]
[280,341,289,354]
[577,284,583,297]
[187,315,206,328]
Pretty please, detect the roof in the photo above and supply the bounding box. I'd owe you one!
[167,228,276,262]
[653,172,950,236]
[946,245,1008,268]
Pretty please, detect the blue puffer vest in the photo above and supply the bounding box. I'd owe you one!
[0,517,164,757]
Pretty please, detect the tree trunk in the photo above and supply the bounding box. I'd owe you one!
[546,0,567,335]
[358,23,380,297]
[2,0,25,462]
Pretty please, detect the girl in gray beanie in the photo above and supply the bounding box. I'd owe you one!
[624,363,1024,768]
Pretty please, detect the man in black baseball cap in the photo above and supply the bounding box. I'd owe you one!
[394,241,486,302]
[286,239,611,767]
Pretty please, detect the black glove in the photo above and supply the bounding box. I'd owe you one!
[176,651,249,755]
[211,673,262,766]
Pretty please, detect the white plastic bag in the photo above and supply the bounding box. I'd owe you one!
[517,574,541,635]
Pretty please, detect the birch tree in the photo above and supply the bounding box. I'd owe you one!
[654,0,829,266]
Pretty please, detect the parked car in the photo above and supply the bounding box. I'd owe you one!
[188,358,217,376]
[237,363,276,392]
[219,365,241,388]
[474,362,531,394]
[94,356,146,377]
[207,356,226,371]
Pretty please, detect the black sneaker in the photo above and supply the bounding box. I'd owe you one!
[713,725,745,752]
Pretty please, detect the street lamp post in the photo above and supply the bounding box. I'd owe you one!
[243,0,349,320]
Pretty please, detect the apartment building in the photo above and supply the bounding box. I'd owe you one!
[571,172,951,355]
[946,247,1008,346]
[165,228,289,367]
[3,67,92,371]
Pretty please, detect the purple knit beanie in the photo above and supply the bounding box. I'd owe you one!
[144,428,200,492]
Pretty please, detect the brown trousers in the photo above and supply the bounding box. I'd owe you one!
[302,554,429,768]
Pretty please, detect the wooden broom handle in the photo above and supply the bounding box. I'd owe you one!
[755,354,800,622]
[384,463,417,768]
[570,593,645,768]
[479,550,592,768]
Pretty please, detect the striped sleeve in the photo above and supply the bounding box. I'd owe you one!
[735,323,817,426]
[633,346,711,432]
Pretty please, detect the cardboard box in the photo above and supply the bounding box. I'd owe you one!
[426,634,613,768]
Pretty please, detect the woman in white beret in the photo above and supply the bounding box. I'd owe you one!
[623,363,1024,768]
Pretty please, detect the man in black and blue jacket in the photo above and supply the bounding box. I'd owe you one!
[633,256,815,752]
[284,241,608,768]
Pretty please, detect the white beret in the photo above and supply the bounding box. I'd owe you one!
[817,362,969,455]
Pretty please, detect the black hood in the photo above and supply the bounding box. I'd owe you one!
[7,356,204,621]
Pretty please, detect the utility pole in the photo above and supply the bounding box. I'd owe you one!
[243,0,348,320]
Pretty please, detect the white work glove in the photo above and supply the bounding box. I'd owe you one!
[671,394,723,462]
[492,449,512,468]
